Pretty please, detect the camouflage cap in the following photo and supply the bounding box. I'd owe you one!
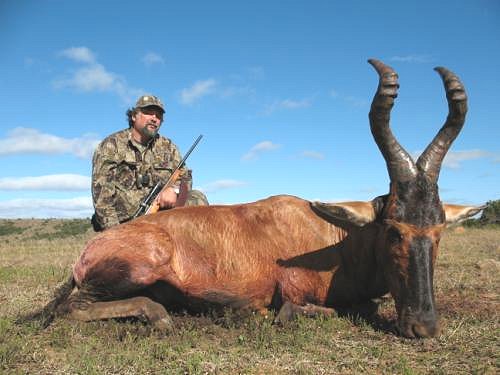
[135,94,165,113]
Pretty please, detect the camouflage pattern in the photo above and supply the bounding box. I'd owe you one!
[135,94,165,112]
[184,189,210,207]
[92,128,208,230]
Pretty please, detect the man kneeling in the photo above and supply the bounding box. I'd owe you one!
[91,94,208,231]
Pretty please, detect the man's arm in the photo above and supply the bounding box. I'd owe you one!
[91,140,121,229]
[143,137,196,212]
[152,142,185,208]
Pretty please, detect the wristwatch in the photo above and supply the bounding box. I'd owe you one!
[172,186,180,194]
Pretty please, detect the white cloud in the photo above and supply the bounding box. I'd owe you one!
[200,179,247,193]
[263,98,311,115]
[358,187,380,195]
[55,64,117,91]
[55,46,143,104]
[180,79,217,105]
[24,57,35,67]
[0,197,93,218]
[142,52,165,66]
[311,197,361,204]
[281,99,311,109]
[300,150,325,160]
[219,86,255,99]
[247,66,265,80]
[179,69,261,104]
[410,149,496,169]
[389,54,433,64]
[0,174,90,191]
[242,141,281,161]
[343,96,369,108]
[330,88,368,108]
[0,127,100,158]
[59,46,96,64]
[443,150,493,169]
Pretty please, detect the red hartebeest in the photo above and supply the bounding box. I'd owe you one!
[36,59,483,338]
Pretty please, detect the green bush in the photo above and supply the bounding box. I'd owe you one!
[56,219,92,236]
[463,199,500,227]
[0,221,26,237]
[30,219,92,240]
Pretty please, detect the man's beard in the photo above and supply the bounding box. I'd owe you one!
[140,124,159,139]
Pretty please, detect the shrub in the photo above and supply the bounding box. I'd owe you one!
[463,199,500,227]
[30,219,92,240]
[0,221,26,237]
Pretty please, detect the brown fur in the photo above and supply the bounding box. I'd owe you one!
[74,196,368,311]
[38,59,483,339]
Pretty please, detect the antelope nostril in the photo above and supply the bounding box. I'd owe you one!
[412,320,439,338]
[397,315,440,338]
[412,323,427,338]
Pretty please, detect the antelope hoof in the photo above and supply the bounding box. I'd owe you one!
[152,315,174,332]
[274,301,295,325]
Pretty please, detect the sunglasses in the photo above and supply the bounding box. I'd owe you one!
[140,107,164,120]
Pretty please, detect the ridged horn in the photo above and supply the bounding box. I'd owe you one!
[416,67,468,183]
[368,59,418,182]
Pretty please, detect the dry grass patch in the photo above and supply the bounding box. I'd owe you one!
[0,220,498,374]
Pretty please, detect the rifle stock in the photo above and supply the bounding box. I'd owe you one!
[145,168,183,215]
[132,135,203,219]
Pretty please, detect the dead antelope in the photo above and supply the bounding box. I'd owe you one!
[37,59,483,338]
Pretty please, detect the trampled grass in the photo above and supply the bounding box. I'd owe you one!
[0,219,498,374]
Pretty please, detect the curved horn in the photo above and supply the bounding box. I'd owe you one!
[368,59,417,182]
[416,67,468,182]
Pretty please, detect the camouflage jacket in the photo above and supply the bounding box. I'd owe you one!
[92,128,192,229]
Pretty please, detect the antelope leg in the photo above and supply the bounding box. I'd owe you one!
[274,301,335,324]
[67,296,173,331]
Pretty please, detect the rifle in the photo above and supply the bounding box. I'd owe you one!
[132,135,203,219]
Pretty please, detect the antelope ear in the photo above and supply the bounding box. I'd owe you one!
[311,200,377,226]
[443,203,486,224]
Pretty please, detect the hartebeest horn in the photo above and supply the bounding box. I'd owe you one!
[368,59,418,182]
[416,67,468,183]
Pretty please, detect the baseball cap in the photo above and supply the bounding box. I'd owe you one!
[135,94,165,113]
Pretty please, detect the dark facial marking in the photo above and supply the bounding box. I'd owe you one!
[386,176,445,227]
[408,236,435,313]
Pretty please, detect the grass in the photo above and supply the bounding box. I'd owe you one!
[28,219,92,241]
[0,221,27,237]
[0,219,498,374]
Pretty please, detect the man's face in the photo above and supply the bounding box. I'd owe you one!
[132,106,164,141]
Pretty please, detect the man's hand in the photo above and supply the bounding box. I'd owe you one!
[157,187,178,209]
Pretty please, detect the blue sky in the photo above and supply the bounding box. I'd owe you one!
[0,0,498,218]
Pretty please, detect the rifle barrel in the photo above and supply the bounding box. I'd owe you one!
[178,134,203,168]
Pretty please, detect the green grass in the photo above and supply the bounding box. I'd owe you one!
[29,219,92,240]
[0,219,498,374]
[0,221,27,237]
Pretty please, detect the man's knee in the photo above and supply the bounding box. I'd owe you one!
[91,214,104,232]
[186,190,209,206]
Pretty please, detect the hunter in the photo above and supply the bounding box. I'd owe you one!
[91,94,208,231]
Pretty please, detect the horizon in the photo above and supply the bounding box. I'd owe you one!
[1,0,499,218]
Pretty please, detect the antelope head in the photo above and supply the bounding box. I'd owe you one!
[313,59,483,338]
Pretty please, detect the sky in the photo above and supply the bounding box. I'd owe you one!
[0,0,499,219]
